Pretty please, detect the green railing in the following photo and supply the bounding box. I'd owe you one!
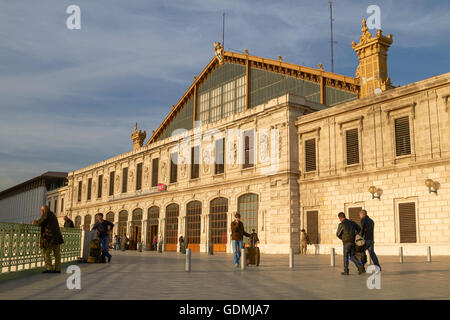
[0,222,82,274]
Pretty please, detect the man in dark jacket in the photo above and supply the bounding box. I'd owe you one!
[32,205,64,273]
[336,212,364,275]
[92,213,114,263]
[230,213,250,267]
[63,215,74,228]
[359,209,381,270]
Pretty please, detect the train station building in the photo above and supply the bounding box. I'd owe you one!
[42,20,450,255]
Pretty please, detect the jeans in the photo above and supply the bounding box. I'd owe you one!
[365,240,380,267]
[99,235,111,259]
[232,240,244,265]
[343,243,361,271]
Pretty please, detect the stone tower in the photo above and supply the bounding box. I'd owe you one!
[131,122,146,150]
[352,18,394,98]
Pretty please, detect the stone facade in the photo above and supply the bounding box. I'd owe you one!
[296,72,450,255]
[50,95,323,254]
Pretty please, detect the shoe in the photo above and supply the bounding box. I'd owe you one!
[42,270,53,273]
[52,270,61,273]
[108,256,112,263]
[234,264,239,268]
[341,271,349,275]
[357,266,364,275]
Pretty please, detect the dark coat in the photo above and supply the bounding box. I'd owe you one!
[35,210,64,249]
[360,215,375,241]
[64,219,74,228]
[336,219,361,244]
[231,220,250,241]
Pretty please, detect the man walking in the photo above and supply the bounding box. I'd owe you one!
[359,209,381,271]
[230,213,250,267]
[336,212,364,275]
[300,229,310,255]
[92,213,114,263]
[32,205,64,273]
[63,215,74,228]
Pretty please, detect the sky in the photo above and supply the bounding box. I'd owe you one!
[0,0,449,191]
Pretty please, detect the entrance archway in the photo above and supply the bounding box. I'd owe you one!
[210,197,228,252]
[147,206,159,250]
[83,215,92,231]
[118,210,128,238]
[165,204,179,251]
[237,193,259,245]
[186,201,201,252]
[130,208,143,250]
[74,216,81,229]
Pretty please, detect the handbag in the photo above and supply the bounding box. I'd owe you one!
[355,234,365,247]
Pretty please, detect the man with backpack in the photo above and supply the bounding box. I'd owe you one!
[336,212,364,275]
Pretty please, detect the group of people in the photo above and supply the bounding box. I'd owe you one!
[299,209,380,275]
[336,209,381,275]
[32,205,114,273]
[33,204,379,275]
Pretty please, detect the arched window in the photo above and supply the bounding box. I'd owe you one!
[165,204,179,251]
[118,210,128,237]
[237,193,259,242]
[186,201,201,251]
[210,197,228,252]
[132,208,143,221]
[83,215,92,231]
[74,216,81,229]
[105,212,115,222]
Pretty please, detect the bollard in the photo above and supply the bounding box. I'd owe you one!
[427,246,432,263]
[185,248,191,272]
[289,248,294,269]
[399,247,404,263]
[330,248,335,267]
[240,248,246,270]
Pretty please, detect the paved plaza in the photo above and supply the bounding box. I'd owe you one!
[0,251,449,300]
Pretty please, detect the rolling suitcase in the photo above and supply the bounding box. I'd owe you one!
[246,247,260,266]
[87,239,102,263]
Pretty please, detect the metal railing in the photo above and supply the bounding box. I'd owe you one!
[0,222,82,274]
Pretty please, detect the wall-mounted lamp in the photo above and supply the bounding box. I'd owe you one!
[425,179,438,194]
[369,186,381,200]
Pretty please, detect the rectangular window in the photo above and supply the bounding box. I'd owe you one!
[235,75,246,113]
[191,146,200,179]
[97,175,103,198]
[170,153,178,183]
[87,178,92,200]
[122,167,128,193]
[399,202,417,243]
[243,130,254,169]
[77,181,82,202]
[109,171,115,196]
[136,163,143,190]
[151,158,159,187]
[395,116,411,156]
[345,128,360,165]
[60,197,64,213]
[54,199,58,214]
[304,139,317,172]
[199,92,210,124]
[215,138,225,174]
[222,81,235,118]
[210,87,222,122]
[348,207,362,226]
